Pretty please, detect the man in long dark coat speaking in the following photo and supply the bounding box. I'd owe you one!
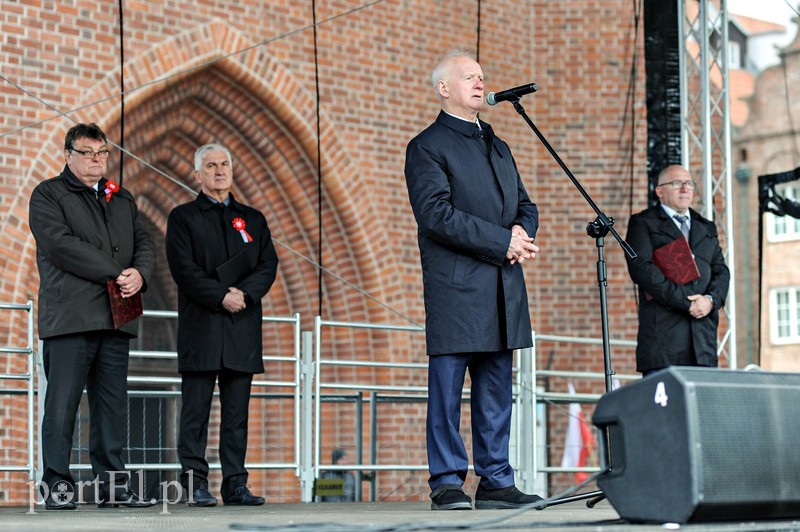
[166,143,279,506]
[404,50,544,511]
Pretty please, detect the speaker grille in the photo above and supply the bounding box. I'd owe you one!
[694,382,800,503]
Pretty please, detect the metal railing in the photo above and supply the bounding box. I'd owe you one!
[56,310,303,480]
[312,316,548,502]
[0,301,647,501]
[311,316,426,502]
[0,300,36,480]
[531,331,639,477]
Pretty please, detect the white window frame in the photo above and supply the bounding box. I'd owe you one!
[728,40,741,69]
[769,287,800,344]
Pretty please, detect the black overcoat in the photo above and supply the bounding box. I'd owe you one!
[626,205,730,372]
[404,112,538,355]
[166,193,278,374]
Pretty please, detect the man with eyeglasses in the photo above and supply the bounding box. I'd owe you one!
[28,122,156,508]
[625,165,730,376]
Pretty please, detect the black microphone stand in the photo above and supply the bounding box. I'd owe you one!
[506,97,637,508]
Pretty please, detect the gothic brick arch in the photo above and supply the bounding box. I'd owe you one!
[4,21,410,496]
[15,19,401,338]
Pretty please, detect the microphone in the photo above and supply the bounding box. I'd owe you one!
[486,82,538,106]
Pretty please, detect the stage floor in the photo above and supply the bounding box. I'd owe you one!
[1,500,798,531]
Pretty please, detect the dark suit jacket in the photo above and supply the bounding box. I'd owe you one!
[166,192,279,373]
[404,111,538,355]
[626,205,730,372]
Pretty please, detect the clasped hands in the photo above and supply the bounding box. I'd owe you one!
[222,287,247,313]
[507,225,539,265]
[116,268,144,298]
[687,294,712,319]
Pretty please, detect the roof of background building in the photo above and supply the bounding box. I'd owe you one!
[734,13,787,35]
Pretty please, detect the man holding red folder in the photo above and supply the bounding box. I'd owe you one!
[626,165,730,376]
[29,123,155,509]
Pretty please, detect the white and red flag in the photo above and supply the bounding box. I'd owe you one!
[560,381,596,482]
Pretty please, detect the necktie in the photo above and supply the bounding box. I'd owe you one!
[674,214,689,240]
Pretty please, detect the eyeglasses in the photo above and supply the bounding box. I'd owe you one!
[70,147,111,159]
[657,180,696,190]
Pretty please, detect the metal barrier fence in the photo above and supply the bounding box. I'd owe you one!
[0,300,643,502]
[312,316,547,502]
[311,317,426,503]
[43,310,303,494]
[530,332,639,478]
[0,300,36,481]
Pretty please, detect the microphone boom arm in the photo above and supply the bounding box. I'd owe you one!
[509,98,636,259]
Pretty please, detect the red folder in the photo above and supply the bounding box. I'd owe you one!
[652,237,700,284]
[107,280,143,329]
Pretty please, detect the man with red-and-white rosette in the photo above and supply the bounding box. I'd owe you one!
[30,122,156,510]
[166,143,279,507]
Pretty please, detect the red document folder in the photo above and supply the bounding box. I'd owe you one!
[652,237,700,284]
[107,280,143,329]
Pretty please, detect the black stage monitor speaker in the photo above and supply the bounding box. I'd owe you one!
[592,367,800,523]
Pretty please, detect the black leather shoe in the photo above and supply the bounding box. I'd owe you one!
[475,485,544,509]
[98,490,157,508]
[430,485,472,510]
[45,496,76,510]
[223,484,265,506]
[45,480,76,510]
[188,485,217,507]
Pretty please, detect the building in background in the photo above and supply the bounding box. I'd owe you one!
[2,0,796,505]
[732,7,800,371]
[726,12,791,126]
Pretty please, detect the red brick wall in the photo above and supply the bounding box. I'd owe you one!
[0,0,647,504]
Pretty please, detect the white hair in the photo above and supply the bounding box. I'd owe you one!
[430,48,477,94]
[194,143,232,172]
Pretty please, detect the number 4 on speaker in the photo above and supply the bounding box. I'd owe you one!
[653,381,668,407]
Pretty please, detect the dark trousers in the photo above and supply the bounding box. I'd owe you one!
[178,368,253,499]
[41,332,130,497]
[426,349,514,491]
